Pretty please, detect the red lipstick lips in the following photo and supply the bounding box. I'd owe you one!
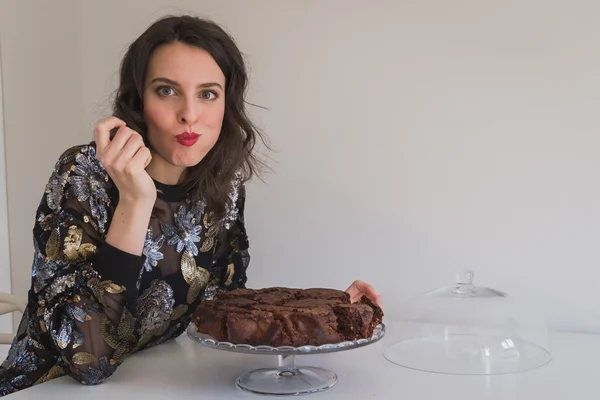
[176,132,200,147]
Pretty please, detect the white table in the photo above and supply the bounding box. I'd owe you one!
[7,330,598,399]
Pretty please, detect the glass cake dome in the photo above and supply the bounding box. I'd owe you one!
[383,270,552,375]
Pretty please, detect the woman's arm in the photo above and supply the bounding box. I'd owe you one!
[32,144,149,385]
[206,183,250,297]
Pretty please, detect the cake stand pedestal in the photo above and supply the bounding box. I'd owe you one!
[187,323,386,396]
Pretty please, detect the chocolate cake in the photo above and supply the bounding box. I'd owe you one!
[192,287,383,346]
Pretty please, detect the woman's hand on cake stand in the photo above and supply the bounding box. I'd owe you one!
[345,280,382,308]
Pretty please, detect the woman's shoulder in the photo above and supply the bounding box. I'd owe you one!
[52,141,99,170]
[49,142,111,189]
[48,141,112,191]
[43,141,116,231]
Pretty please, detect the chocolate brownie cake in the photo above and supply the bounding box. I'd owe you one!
[192,287,383,346]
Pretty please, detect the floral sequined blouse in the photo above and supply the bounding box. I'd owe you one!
[0,143,250,396]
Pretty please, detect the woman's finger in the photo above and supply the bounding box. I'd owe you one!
[346,280,382,307]
[94,116,126,158]
[113,133,145,168]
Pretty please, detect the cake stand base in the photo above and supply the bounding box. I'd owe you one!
[235,355,337,396]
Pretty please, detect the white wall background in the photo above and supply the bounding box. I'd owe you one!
[0,30,14,355]
[0,0,599,335]
[0,0,84,334]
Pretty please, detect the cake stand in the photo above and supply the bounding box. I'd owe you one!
[186,323,386,396]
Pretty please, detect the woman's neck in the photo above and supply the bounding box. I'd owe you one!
[145,152,187,185]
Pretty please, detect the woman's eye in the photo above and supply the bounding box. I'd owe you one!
[200,90,217,100]
[157,86,175,96]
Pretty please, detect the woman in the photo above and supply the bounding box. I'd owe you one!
[0,14,380,395]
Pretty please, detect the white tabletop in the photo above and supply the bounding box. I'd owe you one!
[7,330,599,399]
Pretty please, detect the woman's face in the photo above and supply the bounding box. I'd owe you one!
[143,42,226,183]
